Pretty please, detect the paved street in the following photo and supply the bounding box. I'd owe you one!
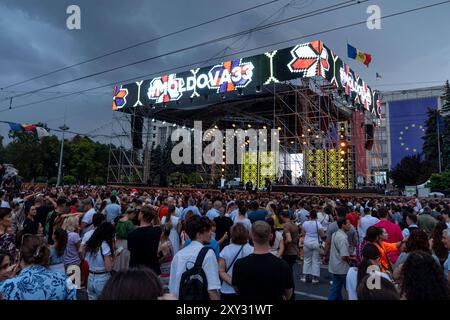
[293,260,343,301]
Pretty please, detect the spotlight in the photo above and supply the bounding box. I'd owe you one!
[172,123,176,127]
[232,124,236,128]
[152,118,155,122]
[214,125,218,129]
[278,127,282,131]
[340,150,345,155]
[263,125,267,129]
[247,124,252,128]
[162,121,166,124]
[307,128,311,132]
[290,141,294,144]
[340,141,346,148]
[182,125,186,129]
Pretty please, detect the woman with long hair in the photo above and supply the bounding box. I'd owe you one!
[393,229,440,279]
[0,251,12,282]
[0,234,76,300]
[49,228,68,275]
[356,226,404,273]
[430,221,449,267]
[157,226,173,291]
[346,243,393,300]
[161,205,180,254]
[84,222,116,300]
[218,223,254,300]
[266,217,284,258]
[399,250,450,300]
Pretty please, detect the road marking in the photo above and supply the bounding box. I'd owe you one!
[294,291,328,300]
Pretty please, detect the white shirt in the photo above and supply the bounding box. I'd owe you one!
[161,215,180,254]
[229,209,239,222]
[401,224,418,238]
[270,231,283,257]
[169,240,221,297]
[302,220,324,244]
[85,242,111,272]
[81,229,95,246]
[359,215,380,239]
[81,208,96,235]
[233,216,252,232]
[206,208,220,221]
[174,207,182,217]
[346,267,392,300]
[219,243,254,294]
[1,200,10,208]
[317,211,330,231]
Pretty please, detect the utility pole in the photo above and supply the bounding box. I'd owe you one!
[57,107,69,187]
[436,110,442,173]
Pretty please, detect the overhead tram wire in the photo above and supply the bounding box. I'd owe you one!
[0,0,280,91]
[1,0,449,114]
[1,0,367,103]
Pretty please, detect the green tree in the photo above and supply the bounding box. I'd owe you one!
[0,135,4,163]
[441,80,450,170]
[390,155,434,188]
[422,108,442,171]
[427,170,450,194]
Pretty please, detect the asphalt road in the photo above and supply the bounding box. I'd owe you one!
[293,260,347,300]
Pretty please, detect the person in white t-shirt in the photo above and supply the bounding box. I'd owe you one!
[358,208,380,239]
[168,215,221,299]
[84,222,116,300]
[218,223,254,300]
[80,198,96,236]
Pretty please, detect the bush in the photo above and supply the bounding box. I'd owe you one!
[48,177,57,185]
[91,176,105,185]
[63,175,77,185]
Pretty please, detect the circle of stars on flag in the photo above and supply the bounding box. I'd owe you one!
[398,123,425,152]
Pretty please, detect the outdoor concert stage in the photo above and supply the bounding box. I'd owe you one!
[108,40,382,191]
[271,185,381,194]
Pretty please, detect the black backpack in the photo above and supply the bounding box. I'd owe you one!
[179,246,213,300]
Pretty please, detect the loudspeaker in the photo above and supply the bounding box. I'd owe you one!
[365,124,374,150]
[131,114,144,149]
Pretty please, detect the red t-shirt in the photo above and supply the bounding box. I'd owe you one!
[346,212,359,228]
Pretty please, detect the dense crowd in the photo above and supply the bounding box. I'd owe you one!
[0,185,449,300]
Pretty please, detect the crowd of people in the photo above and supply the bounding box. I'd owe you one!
[0,185,449,300]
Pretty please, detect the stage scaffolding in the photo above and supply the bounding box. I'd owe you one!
[107,78,356,188]
[266,78,355,188]
[107,109,152,185]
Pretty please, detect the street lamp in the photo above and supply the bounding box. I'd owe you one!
[56,124,69,187]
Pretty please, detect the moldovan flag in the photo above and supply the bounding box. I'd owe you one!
[36,126,50,139]
[347,44,372,67]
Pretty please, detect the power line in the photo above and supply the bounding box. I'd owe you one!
[1,0,366,102]
[0,0,280,91]
[1,0,449,114]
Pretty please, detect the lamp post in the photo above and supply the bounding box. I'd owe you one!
[56,124,69,187]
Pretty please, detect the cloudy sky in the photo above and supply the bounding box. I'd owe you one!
[1,0,449,143]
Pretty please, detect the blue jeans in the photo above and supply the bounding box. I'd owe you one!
[88,273,111,300]
[328,274,347,300]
